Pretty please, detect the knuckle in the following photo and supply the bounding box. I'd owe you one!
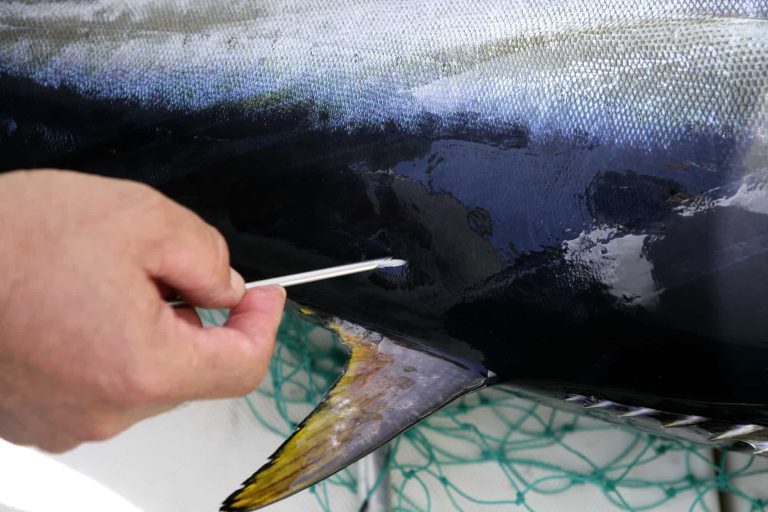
[147,234,183,272]
[210,227,230,270]
[131,183,170,219]
[134,181,167,206]
[144,197,175,233]
[139,189,190,237]
[200,228,235,301]
[137,206,178,259]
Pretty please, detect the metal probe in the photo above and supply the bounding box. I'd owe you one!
[166,257,407,307]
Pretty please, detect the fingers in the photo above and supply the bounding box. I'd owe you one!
[140,197,245,309]
[174,286,286,400]
[225,286,286,345]
[174,306,204,328]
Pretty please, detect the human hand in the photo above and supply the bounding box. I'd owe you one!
[0,169,285,452]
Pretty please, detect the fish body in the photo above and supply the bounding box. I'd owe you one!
[1,1,767,509]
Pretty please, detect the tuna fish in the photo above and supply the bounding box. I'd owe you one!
[0,1,767,510]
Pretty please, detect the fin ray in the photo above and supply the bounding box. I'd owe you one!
[221,319,488,511]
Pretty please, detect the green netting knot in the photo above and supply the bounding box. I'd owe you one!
[716,473,731,490]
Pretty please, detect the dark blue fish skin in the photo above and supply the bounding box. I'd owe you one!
[1,70,767,429]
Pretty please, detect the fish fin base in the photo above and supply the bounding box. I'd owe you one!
[221,319,488,511]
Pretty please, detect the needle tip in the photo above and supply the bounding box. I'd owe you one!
[377,258,408,268]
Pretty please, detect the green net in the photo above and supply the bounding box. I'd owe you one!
[198,308,768,511]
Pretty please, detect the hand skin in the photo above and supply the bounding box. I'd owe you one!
[0,169,286,452]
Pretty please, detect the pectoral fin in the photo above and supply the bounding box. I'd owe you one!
[221,319,489,511]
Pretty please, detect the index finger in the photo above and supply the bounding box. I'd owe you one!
[140,195,245,309]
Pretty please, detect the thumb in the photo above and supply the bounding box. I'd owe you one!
[177,286,287,400]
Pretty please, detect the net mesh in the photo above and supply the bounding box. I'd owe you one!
[198,308,768,511]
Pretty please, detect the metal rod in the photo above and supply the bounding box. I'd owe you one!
[167,257,406,307]
[357,444,391,512]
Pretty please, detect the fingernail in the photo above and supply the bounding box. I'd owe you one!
[275,286,287,299]
[230,268,245,293]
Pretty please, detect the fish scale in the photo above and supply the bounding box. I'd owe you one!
[0,2,767,511]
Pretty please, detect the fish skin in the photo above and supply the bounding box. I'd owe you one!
[1,1,768,508]
[0,1,766,144]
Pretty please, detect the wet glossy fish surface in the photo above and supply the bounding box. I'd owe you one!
[1,1,767,428]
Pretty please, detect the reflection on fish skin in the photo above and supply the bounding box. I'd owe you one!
[1,2,768,511]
